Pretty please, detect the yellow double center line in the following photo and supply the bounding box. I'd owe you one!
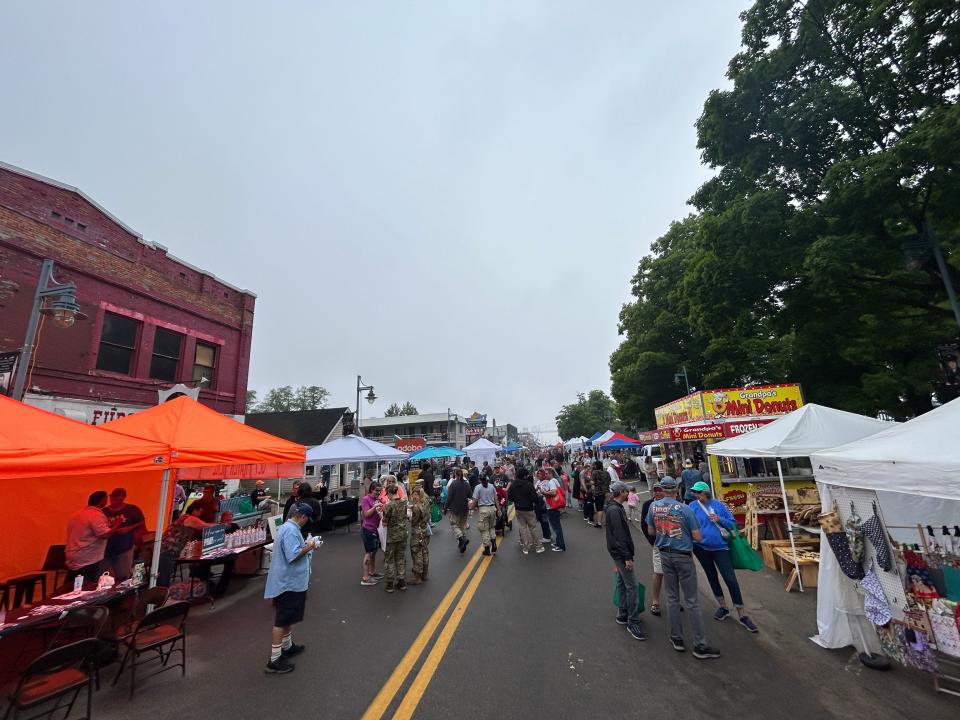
[361,546,492,720]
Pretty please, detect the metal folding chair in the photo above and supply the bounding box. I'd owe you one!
[3,638,97,720]
[112,601,189,699]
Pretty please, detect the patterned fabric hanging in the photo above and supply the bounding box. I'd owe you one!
[863,502,893,572]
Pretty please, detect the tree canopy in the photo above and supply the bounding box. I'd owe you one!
[612,0,959,428]
[384,402,419,417]
[247,385,330,413]
[555,390,621,440]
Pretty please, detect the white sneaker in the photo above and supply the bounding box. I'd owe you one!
[541,538,551,544]
[522,548,529,555]
[535,546,546,554]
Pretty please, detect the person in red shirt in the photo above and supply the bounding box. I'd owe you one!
[194,484,221,523]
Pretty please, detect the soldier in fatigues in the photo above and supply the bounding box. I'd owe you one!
[408,480,431,584]
[381,480,409,593]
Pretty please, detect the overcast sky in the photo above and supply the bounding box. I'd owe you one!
[1,2,749,442]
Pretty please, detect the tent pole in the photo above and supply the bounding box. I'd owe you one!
[150,468,171,588]
[776,459,803,592]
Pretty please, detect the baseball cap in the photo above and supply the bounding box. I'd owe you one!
[691,481,711,493]
[684,459,694,467]
[659,476,678,490]
[295,502,315,518]
[610,480,629,494]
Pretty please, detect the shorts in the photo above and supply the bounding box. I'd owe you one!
[361,527,381,554]
[594,492,606,510]
[652,547,663,575]
[273,590,307,627]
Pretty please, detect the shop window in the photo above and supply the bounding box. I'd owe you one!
[149,327,183,382]
[96,312,140,374]
[192,341,217,386]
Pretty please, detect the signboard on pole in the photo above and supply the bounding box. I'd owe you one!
[395,438,426,453]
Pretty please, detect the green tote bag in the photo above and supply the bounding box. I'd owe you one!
[612,571,646,613]
[728,527,764,571]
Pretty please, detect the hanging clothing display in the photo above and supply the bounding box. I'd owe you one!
[861,568,893,626]
[863,504,893,572]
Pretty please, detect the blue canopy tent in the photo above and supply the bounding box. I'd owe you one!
[409,446,466,461]
[500,442,522,453]
[599,438,642,450]
[586,431,605,448]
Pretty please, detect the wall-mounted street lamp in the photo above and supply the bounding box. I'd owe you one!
[12,259,86,401]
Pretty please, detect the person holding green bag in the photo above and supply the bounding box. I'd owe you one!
[605,481,646,641]
[689,481,759,633]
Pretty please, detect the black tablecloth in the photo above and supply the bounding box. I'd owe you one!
[317,497,359,531]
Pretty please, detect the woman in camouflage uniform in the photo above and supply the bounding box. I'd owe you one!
[408,480,431,584]
[381,480,409,593]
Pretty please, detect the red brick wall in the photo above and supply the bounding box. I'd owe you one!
[0,165,255,414]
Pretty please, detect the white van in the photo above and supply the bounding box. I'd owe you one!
[639,445,666,477]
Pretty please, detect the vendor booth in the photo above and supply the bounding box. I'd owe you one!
[598,432,642,450]
[464,437,501,468]
[409,446,465,461]
[0,395,170,582]
[810,398,960,695]
[708,404,893,591]
[563,436,588,452]
[104,397,306,585]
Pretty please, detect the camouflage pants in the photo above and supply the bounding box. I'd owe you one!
[384,540,406,583]
[449,512,467,540]
[477,505,496,547]
[411,533,430,577]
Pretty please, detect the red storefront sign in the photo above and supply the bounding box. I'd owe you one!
[673,424,725,440]
[395,438,426,453]
[722,419,775,436]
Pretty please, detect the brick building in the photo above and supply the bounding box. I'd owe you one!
[0,161,255,421]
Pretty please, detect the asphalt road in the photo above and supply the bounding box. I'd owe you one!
[80,508,955,720]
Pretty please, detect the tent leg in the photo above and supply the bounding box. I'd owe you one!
[777,459,803,592]
[150,469,171,588]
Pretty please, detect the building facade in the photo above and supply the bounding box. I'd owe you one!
[0,161,255,421]
[484,423,518,445]
[359,412,470,449]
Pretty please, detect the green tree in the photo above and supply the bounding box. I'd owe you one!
[245,390,258,412]
[613,0,960,423]
[255,386,295,412]
[555,390,620,441]
[384,403,403,417]
[292,385,329,411]
[400,402,418,415]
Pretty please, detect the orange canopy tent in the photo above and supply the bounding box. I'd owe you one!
[104,396,305,583]
[0,395,171,580]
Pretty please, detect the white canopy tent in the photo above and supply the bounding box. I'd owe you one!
[305,434,409,465]
[563,436,588,451]
[810,398,960,653]
[708,404,894,590]
[464,437,501,468]
[595,430,615,447]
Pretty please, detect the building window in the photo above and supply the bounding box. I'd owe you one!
[149,327,183,382]
[192,341,217,386]
[96,312,140,374]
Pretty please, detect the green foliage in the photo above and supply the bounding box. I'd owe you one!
[556,390,621,441]
[248,385,330,413]
[612,0,960,424]
[385,402,419,417]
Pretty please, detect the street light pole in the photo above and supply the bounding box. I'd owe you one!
[674,366,691,395]
[355,375,377,437]
[12,259,85,402]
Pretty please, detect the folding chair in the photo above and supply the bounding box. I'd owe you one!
[112,601,189,699]
[46,607,110,651]
[110,588,169,643]
[40,547,69,595]
[3,638,97,720]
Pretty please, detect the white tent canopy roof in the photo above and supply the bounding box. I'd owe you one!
[811,397,960,501]
[707,403,894,459]
[464,438,502,451]
[305,435,408,465]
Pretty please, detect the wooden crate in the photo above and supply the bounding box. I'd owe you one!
[761,538,818,570]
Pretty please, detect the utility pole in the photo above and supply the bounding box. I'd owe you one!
[926,220,960,332]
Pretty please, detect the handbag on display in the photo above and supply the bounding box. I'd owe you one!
[845,503,866,564]
[863,502,893,572]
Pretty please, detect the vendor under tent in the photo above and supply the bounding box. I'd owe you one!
[104,396,306,586]
[408,446,465,461]
[708,404,893,592]
[464,437,501,468]
[0,395,170,581]
[810,397,960,660]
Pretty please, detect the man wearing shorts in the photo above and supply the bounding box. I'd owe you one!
[640,481,665,615]
[264,503,320,674]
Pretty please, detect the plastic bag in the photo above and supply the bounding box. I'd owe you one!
[728,527,764,571]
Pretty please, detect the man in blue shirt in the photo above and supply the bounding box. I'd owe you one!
[645,477,720,660]
[264,503,320,674]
